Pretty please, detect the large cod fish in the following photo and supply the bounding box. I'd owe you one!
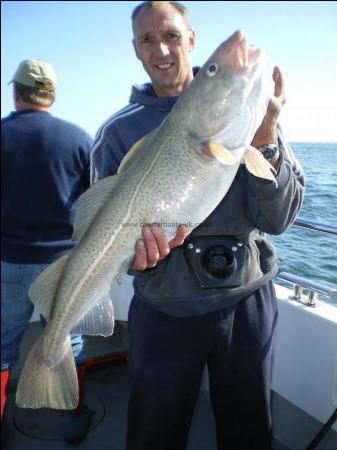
[16,30,276,410]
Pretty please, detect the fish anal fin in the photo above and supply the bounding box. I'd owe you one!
[71,258,131,336]
[16,334,78,410]
[71,293,114,337]
[244,146,277,183]
[72,175,120,241]
[204,141,236,165]
[28,253,69,321]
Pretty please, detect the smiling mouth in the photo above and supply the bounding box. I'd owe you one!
[155,62,174,70]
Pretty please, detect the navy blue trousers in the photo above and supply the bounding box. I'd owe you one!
[126,281,278,450]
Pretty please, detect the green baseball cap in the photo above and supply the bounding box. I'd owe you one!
[10,59,56,91]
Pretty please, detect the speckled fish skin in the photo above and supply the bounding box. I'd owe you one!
[16,30,270,410]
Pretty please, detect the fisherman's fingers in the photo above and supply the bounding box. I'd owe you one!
[143,224,187,265]
[140,226,162,268]
[132,224,187,271]
[138,225,170,268]
[150,224,170,260]
[132,239,149,271]
[273,66,286,102]
[269,66,286,118]
[168,224,188,249]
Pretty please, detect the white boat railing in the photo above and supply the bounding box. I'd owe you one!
[278,272,337,306]
[276,218,337,307]
[293,218,337,236]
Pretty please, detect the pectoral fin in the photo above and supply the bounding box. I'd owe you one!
[244,146,277,184]
[204,141,236,165]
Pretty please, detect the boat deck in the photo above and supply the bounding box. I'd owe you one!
[4,321,289,450]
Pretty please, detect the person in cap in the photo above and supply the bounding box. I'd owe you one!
[1,59,93,445]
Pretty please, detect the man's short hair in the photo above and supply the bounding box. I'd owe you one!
[131,1,191,30]
[14,82,55,107]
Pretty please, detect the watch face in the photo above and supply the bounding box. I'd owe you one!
[263,145,278,161]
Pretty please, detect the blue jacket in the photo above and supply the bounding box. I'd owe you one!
[1,109,93,263]
[91,81,305,317]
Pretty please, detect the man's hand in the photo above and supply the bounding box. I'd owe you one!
[132,224,187,271]
[251,66,286,148]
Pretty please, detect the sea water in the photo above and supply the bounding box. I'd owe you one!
[270,142,337,305]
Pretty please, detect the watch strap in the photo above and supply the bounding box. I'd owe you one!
[257,143,279,162]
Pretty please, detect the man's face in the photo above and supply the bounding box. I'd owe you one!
[133,4,195,97]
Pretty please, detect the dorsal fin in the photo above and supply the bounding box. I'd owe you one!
[72,175,120,241]
[118,132,153,174]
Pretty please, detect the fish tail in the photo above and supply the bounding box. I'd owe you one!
[15,333,78,410]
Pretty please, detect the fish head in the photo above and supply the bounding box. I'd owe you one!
[179,30,270,151]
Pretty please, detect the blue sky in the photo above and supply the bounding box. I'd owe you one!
[1,0,337,142]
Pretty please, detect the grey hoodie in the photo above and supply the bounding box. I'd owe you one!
[91,78,305,317]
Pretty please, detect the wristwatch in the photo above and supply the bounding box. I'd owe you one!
[257,143,280,162]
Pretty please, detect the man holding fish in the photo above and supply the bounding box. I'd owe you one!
[15,1,305,449]
[91,2,304,449]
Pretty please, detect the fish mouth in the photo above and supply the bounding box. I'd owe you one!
[233,31,249,72]
[235,32,262,70]
[213,30,261,74]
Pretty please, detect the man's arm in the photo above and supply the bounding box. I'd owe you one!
[248,66,305,234]
[251,66,286,168]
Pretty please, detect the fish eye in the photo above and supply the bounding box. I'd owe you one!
[206,62,219,77]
